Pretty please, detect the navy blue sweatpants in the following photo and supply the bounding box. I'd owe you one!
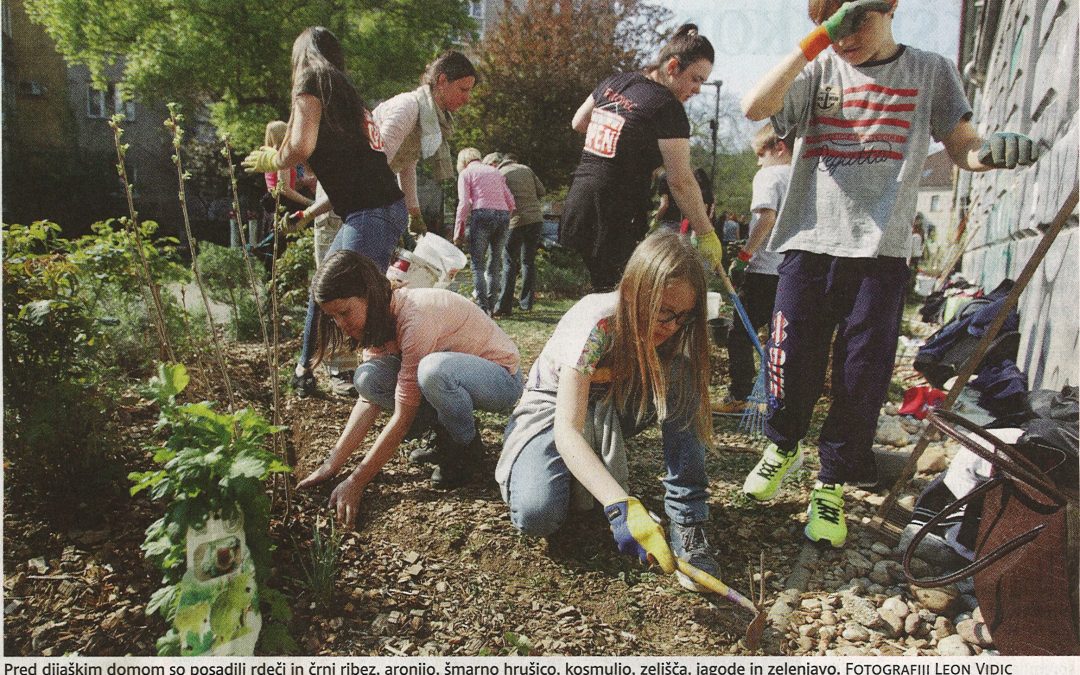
[764,251,909,485]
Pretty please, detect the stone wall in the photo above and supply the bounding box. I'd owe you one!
[956,0,1079,390]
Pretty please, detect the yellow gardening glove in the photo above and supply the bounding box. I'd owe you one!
[281,209,314,234]
[242,146,279,174]
[695,230,725,271]
[603,497,676,573]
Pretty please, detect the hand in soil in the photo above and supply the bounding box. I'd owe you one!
[297,460,339,490]
[329,475,365,529]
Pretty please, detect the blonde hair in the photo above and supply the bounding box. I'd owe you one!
[265,120,288,148]
[457,147,482,173]
[609,230,712,443]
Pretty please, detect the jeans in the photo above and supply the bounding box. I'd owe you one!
[467,209,510,312]
[497,221,541,313]
[298,199,407,370]
[353,353,523,444]
[504,357,709,536]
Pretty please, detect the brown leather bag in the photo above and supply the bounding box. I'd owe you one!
[903,410,1079,655]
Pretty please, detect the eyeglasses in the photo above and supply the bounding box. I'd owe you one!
[656,307,697,327]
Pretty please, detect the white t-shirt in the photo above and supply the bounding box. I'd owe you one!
[526,292,618,393]
[909,231,925,261]
[769,45,971,259]
[747,164,790,276]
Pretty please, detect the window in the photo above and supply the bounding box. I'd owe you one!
[468,0,484,19]
[930,195,941,212]
[87,83,136,120]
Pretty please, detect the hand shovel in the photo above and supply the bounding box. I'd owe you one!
[676,558,767,651]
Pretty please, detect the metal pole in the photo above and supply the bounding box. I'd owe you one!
[706,80,723,182]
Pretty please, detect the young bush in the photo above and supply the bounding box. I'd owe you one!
[535,246,590,298]
[2,222,124,513]
[131,363,294,655]
[196,242,267,341]
[272,229,315,333]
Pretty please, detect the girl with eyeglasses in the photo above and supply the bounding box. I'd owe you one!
[496,230,721,592]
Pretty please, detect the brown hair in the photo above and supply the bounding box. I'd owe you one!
[647,24,715,73]
[808,0,845,24]
[422,50,478,87]
[608,230,712,443]
[290,27,368,139]
[751,124,783,155]
[309,250,396,366]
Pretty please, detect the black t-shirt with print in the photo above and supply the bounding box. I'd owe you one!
[657,171,714,225]
[574,71,690,204]
[298,71,402,215]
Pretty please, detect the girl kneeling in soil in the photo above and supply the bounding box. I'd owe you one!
[297,251,524,528]
[497,230,719,591]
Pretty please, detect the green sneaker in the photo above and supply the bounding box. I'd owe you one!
[805,482,847,547]
[742,442,802,501]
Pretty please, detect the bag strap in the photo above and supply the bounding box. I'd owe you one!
[929,410,1068,505]
[901,476,1046,586]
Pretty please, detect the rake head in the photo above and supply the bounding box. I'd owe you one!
[738,369,768,438]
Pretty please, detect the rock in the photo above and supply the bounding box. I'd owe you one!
[797,635,815,652]
[937,634,973,656]
[916,447,950,473]
[870,561,893,586]
[876,417,911,447]
[877,607,906,637]
[871,542,893,556]
[899,416,924,434]
[841,592,881,627]
[904,613,922,636]
[28,558,47,574]
[882,596,910,618]
[819,625,838,641]
[912,585,960,614]
[956,619,994,647]
[821,611,838,626]
[845,550,873,571]
[868,583,887,596]
[798,623,816,637]
[932,616,955,639]
[842,624,872,642]
[800,598,822,612]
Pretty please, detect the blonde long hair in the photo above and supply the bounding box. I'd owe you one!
[609,230,712,443]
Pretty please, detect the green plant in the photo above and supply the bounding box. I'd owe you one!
[296,520,343,612]
[536,247,590,298]
[130,363,294,655]
[2,221,123,511]
[502,631,535,656]
[272,228,315,332]
[196,242,268,341]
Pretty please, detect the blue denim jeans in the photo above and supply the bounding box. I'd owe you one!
[467,209,510,312]
[298,199,407,370]
[353,353,523,444]
[497,221,541,313]
[504,357,709,536]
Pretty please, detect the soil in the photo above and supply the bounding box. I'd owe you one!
[1,304,897,657]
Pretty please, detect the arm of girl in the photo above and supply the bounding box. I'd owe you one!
[658,139,722,270]
[552,366,629,505]
[328,401,419,528]
[275,168,314,207]
[571,96,595,134]
[297,396,381,489]
[275,95,321,169]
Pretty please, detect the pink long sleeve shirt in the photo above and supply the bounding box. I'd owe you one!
[455,161,515,240]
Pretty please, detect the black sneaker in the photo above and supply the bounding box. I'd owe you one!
[669,521,720,593]
[429,424,482,488]
[291,372,317,398]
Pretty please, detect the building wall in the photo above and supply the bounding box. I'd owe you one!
[2,0,71,148]
[956,0,1079,390]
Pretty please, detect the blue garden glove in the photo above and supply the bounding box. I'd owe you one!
[695,230,725,272]
[801,0,892,60]
[604,497,676,573]
[979,132,1038,169]
[242,146,279,174]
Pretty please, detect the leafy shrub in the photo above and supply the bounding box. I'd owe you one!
[536,246,590,298]
[2,221,123,511]
[196,242,267,341]
[131,363,294,655]
[272,229,315,334]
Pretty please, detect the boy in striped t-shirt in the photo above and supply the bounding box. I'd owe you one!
[738,0,1037,547]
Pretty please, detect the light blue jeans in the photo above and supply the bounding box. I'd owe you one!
[504,357,709,536]
[299,199,407,370]
[354,353,524,444]
[467,209,510,312]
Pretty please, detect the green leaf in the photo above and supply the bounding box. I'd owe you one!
[228,453,268,480]
[147,584,180,619]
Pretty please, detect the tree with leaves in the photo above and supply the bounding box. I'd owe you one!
[454,0,672,191]
[25,0,475,148]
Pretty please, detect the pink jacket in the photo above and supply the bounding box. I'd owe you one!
[455,161,515,240]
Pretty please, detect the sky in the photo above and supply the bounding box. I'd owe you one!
[655,0,963,99]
